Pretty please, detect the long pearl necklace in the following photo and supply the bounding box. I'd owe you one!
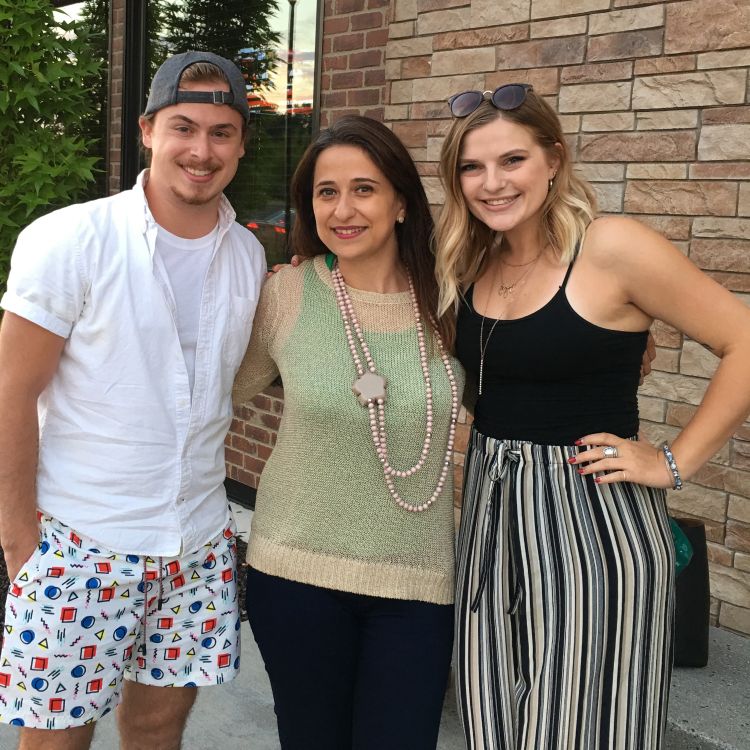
[331,263,459,513]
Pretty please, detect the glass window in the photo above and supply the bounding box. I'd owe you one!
[145,0,321,265]
[53,1,110,200]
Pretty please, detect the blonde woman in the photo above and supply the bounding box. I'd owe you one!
[436,85,750,750]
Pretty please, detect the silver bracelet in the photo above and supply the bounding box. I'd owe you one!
[661,442,683,491]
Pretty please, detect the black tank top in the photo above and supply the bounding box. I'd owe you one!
[456,253,648,445]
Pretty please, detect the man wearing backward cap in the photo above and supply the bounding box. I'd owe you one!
[0,51,265,749]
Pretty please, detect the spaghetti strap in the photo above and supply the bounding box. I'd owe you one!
[560,240,581,290]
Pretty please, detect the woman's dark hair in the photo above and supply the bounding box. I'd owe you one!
[290,115,453,347]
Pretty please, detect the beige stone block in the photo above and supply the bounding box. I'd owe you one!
[691,239,750,273]
[703,106,750,125]
[699,124,750,162]
[690,163,750,180]
[637,110,699,131]
[638,394,666,423]
[433,24,528,51]
[580,131,696,162]
[386,36,433,59]
[719,602,750,636]
[531,15,587,39]
[692,218,750,240]
[626,163,687,180]
[694,465,750,497]
[384,104,409,121]
[416,8,470,35]
[421,175,444,205]
[394,0,418,21]
[735,551,750,573]
[632,215,692,240]
[561,61,633,85]
[681,340,720,378]
[632,71,746,110]
[665,401,696,428]
[625,180,737,217]
[559,82,631,113]
[471,0,530,26]
[727,520,750,553]
[388,21,415,39]
[589,5,664,36]
[654,346,679,373]
[574,163,625,182]
[592,182,624,213]
[665,0,750,54]
[651,319,682,347]
[531,0,609,20]
[390,79,414,104]
[697,48,750,70]
[385,59,402,81]
[639,370,708,406]
[412,73,485,102]
[431,48,495,77]
[671,483,728,523]
[706,541,733,567]
[559,114,581,134]
[496,37,586,70]
[588,28,663,63]
[581,112,635,132]
[709,565,750,608]
[635,54,697,76]
[638,422,679,449]
[728,495,750,524]
[486,67,560,95]
[740,184,750,217]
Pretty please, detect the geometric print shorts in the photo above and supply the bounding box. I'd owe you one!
[0,513,240,729]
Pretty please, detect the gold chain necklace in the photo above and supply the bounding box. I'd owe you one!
[497,251,542,299]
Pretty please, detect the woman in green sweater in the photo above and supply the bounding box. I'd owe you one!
[233,116,464,750]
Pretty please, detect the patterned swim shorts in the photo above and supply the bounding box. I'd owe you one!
[0,513,240,729]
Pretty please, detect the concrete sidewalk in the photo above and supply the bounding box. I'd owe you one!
[0,623,748,749]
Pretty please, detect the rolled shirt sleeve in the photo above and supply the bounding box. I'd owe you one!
[1,207,89,338]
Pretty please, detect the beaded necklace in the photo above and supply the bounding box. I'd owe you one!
[331,262,459,513]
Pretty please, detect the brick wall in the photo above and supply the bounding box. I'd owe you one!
[231,0,750,636]
[108,0,125,195]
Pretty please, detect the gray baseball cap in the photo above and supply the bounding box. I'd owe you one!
[144,50,251,123]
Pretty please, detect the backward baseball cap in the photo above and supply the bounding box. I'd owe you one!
[144,50,251,123]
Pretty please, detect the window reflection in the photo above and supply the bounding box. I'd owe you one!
[146,0,319,265]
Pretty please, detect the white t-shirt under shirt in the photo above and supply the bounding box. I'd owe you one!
[155,224,218,394]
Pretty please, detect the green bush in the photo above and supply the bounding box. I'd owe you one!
[0,0,102,291]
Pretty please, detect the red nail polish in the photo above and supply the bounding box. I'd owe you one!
[567,457,576,464]
[595,477,602,483]
[574,439,583,446]
[577,468,585,475]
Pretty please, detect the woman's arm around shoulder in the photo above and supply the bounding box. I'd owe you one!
[232,263,305,406]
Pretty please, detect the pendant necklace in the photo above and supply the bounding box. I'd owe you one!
[496,250,542,298]
[478,258,503,396]
[331,263,459,513]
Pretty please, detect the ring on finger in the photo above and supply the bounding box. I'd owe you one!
[603,445,618,459]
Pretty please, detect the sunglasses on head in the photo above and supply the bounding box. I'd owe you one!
[448,84,533,118]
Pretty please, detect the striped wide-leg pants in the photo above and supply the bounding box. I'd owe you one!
[455,427,675,750]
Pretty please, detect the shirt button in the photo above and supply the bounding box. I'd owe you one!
[179,498,185,503]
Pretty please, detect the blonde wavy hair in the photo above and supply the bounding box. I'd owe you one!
[435,90,597,320]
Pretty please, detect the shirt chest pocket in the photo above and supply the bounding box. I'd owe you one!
[222,294,258,368]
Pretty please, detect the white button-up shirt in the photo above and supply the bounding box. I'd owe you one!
[1,172,265,555]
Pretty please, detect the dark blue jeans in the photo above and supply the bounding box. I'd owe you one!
[246,567,454,750]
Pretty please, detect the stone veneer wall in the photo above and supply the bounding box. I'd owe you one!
[228,0,750,636]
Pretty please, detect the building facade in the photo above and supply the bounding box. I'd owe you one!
[62,0,750,636]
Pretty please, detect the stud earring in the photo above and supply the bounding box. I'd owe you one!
[548,175,555,191]
[397,215,405,224]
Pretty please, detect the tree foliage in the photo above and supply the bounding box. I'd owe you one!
[0,0,102,290]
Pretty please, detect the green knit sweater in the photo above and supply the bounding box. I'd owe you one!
[233,256,465,604]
